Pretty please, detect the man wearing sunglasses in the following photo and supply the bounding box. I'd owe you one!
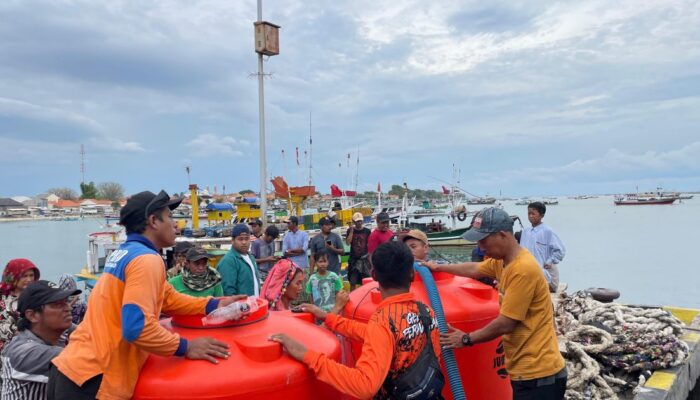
[50,190,246,400]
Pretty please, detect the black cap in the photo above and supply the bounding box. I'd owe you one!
[265,225,280,239]
[186,248,211,261]
[18,280,81,315]
[377,212,390,223]
[119,190,183,228]
[318,217,332,226]
[174,241,195,254]
[286,216,299,225]
[248,219,262,226]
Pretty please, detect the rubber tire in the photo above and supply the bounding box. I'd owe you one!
[457,212,467,221]
[585,287,620,303]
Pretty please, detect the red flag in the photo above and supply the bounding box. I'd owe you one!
[377,182,381,193]
[442,185,450,195]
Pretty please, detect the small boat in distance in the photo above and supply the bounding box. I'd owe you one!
[467,196,497,205]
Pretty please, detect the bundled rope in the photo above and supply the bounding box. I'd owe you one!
[556,291,689,399]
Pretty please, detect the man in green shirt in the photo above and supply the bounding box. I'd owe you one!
[217,224,260,296]
[168,248,223,297]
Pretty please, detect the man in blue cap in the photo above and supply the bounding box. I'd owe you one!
[217,224,260,296]
[423,207,566,400]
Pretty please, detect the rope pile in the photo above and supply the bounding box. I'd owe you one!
[555,291,689,399]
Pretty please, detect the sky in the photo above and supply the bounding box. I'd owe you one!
[1,0,699,198]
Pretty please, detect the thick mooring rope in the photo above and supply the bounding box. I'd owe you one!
[555,291,689,399]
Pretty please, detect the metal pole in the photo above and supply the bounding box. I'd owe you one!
[257,0,268,228]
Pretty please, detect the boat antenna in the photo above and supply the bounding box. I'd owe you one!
[308,110,313,187]
[354,147,360,193]
[80,144,86,184]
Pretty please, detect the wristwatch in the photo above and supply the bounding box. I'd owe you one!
[461,333,473,347]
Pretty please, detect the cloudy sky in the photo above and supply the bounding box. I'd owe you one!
[1,0,699,198]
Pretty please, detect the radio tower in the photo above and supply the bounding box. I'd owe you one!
[80,144,85,184]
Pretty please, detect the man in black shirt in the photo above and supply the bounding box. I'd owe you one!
[345,212,371,290]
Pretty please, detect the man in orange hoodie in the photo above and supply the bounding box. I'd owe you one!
[49,190,245,400]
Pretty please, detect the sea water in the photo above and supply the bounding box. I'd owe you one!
[0,195,698,308]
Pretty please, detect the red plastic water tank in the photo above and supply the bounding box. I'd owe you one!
[345,271,512,400]
[133,299,344,400]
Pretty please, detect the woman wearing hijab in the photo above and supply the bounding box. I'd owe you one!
[0,259,40,352]
[260,259,305,311]
[58,273,88,324]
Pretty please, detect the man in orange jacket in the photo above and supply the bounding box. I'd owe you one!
[271,242,443,399]
[49,190,245,400]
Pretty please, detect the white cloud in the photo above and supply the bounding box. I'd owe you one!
[0,137,76,163]
[186,133,250,157]
[354,0,700,75]
[91,136,147,153]
[0,96,104,132]
[474,141,700,185]
[569,95,608,107]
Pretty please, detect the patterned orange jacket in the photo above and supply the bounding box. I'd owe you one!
[303,292,441,399]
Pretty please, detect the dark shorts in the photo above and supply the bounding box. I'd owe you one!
[511,367,567,400]
[347,257,371,285]
[47,364,103,400]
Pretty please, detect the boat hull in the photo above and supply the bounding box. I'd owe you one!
[426,227,474,246]
[614,198,676,205]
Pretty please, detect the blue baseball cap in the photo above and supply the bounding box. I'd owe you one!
[231,224,251,238]
[462,207,514,242]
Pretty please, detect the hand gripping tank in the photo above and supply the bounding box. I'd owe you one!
[344,272,512,400]
[133,298,344,400]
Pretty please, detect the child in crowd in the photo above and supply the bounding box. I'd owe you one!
[306,250,343,312]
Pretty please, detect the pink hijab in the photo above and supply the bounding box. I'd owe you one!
[261,259,303,311]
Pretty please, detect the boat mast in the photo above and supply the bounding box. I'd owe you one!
[308,111,313,187]
[354,148,360,193]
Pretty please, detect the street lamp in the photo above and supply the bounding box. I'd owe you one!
[255,0,280,228]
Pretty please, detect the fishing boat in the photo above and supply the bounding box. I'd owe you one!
[467,196,497,205]
[614,195,677,205]
[425,227,472,246]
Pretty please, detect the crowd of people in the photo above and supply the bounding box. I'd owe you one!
[0,190,569,400]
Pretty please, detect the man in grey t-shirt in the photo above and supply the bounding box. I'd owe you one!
[2,280,80,400]
[251,225,280,283]
[309,217,344,275]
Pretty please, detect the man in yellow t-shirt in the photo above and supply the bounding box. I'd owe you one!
[424,207,566,400]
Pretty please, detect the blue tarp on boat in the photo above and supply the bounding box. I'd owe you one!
[205,203,234,211]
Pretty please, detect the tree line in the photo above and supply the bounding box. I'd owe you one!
[47,181,125,202]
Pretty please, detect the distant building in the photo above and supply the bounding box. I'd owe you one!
[80,199,114,214]
[11,196,35,206]
[53,199,81,214]
[0,198,29,217]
